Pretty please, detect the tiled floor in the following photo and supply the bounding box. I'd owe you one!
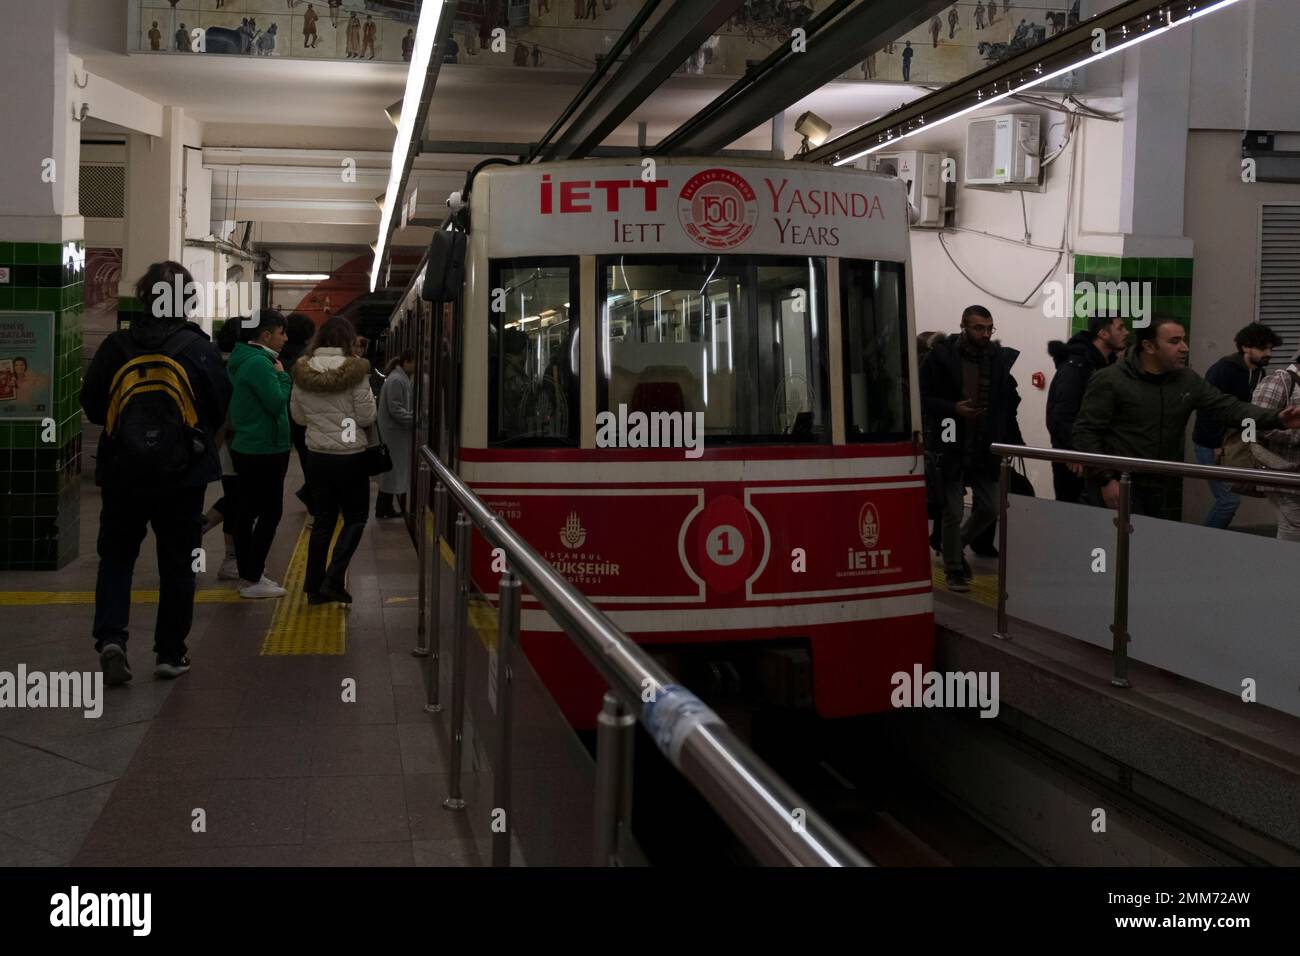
[0,456,490,867]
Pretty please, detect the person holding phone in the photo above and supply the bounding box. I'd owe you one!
[920,306,1025,592]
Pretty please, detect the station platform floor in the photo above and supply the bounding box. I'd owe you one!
[0,459,491,867]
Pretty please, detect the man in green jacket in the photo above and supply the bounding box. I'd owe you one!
[1072,315,1300,521]
[228,310,292,598]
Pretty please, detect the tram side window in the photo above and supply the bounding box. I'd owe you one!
[488,259,580,446]
[840,259,910,441]
[598,255,828,443]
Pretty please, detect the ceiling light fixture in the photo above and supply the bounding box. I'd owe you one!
[265,273,331,282]
[371,1,447,292]
[830,0,1244,166]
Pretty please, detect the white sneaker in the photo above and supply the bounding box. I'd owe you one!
[217,557,241,581]
[240,576,287,599]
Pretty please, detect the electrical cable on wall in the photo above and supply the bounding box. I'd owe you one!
[935,114,1081,308]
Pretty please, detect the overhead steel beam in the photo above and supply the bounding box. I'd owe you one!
[802,0,1176,165]
[420,139,774,159]
[539,0,745,162]
[654,0,950,156]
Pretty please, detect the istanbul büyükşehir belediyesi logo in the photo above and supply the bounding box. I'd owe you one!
[678,168,758,250]
[859,501,881,550]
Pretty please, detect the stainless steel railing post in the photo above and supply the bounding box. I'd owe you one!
[1110,473,1133,689]
[424,482,447,715]
[413,460,430,658]
[593,692,636,866]
[442,511,471,811]
[492,568,520,867]
[994,456,1011,640]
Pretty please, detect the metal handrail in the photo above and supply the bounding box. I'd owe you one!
[417,444,868,867]
[986,442,1300,687]
[989,443,1300,490]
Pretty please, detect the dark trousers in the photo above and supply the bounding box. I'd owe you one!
[231,450,290,582]
[1052,461,1085,503]
[306,451,371,593]
[940,468,998,575]
[1083,476,1181,522]
[93,484,206,660]
[290,421,314,515]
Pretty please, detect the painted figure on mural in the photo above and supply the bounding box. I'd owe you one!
[948,6,959,39]
[1003,1,1012,14]
[585,0,599,20]
[328,0,343,29]
[362,15,377,59]
[176,23,190,51]
[256,23,278,55]
[532,44,543,67]
[930,15,941,48]
[987,1,997,26]
[149,22,161,50]
[346,12,362,57]
[974,1,985,30]
[403,29,415,61]
[303,4,319,48]
[574,0,585,19]
[861,50,876,79]
[537,0,550,13]
[902,40,913,80]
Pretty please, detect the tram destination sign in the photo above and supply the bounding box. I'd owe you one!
[484,162,910,261]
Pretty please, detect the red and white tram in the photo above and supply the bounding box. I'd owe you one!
[387,157,934,728]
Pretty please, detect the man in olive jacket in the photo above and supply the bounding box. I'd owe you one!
[227,310,292,597]
[1072,316,1300,521]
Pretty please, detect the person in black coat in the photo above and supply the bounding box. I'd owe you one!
[920,306,1025,591]
[1045,314,1128,502]
[279,312,317,513]
[81,261,232,684]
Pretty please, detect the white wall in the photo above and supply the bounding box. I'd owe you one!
[901,101,1127,492]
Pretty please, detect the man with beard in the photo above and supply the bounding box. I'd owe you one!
[920,306,1025,592]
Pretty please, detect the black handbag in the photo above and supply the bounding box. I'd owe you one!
[1009,457,1036,497]
[362,424,392,476]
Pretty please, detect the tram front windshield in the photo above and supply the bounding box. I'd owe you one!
[599,255,828,443]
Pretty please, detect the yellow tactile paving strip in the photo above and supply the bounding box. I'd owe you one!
[931,559,1000,608]
[259,518,347,656]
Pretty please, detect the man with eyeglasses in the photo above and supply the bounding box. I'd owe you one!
[920,305,1025,592]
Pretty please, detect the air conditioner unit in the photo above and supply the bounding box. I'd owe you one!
[870,150,948,227]
[965,113,1041,186]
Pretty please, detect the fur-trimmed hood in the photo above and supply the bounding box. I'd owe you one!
[291,347,370,393]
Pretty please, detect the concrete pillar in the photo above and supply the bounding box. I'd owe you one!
[0,0,86,570]
[119,106,187,325]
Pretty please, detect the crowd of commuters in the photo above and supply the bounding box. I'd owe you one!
[921,306,1300,592]
[82,262,416,684]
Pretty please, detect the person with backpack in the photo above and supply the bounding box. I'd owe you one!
[1073,316,1300,520]
[81,261,231,685]
[1250,351,1300,541]
[1191,322,1280,528]
[227,310,292,599]
[289,317,376,604]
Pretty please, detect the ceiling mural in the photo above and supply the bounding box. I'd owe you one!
[131,0,1080,87]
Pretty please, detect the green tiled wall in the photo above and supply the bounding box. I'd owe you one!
[1070,255,1193,335]
[0,240,84,570]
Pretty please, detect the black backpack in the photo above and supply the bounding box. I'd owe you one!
[104,329,207,481]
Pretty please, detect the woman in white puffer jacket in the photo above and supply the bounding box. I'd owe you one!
[289,316,376,605]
